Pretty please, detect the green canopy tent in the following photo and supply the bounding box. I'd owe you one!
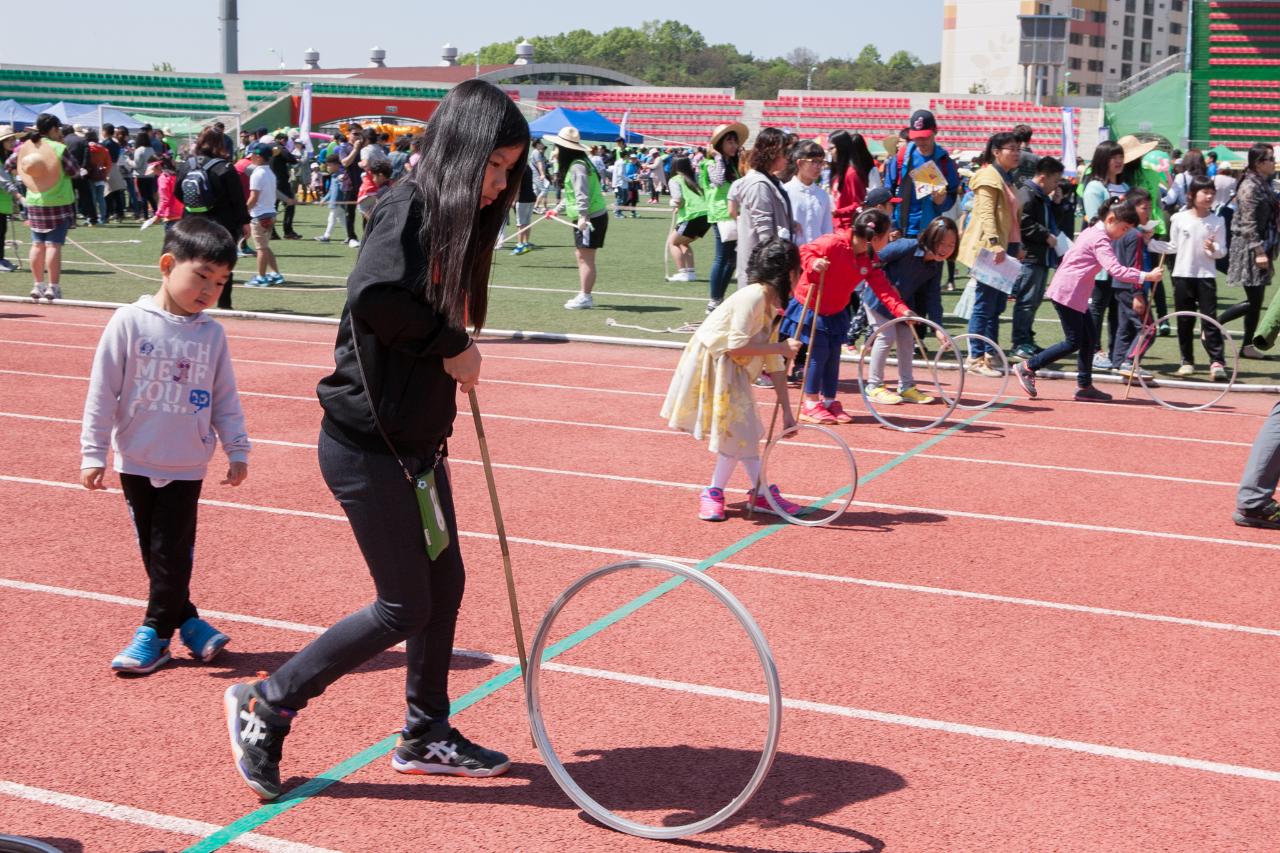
[1208,144,1246,163]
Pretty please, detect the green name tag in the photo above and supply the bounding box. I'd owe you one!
[415,469,450,560]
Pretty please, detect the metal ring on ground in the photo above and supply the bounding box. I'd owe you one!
[526,559,782,840]
[0,838,64,853]
[938,333,1009,411]
[759,423,857,526]
[857,315,963,432]
[1135,310,1238,412]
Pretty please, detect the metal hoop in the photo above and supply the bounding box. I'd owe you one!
[0,838,63,853]
[526,559,782,840]
[938,333,1009,410]
[759,423,858,526]
[857,315,963,432]
[1135,311,1238,412]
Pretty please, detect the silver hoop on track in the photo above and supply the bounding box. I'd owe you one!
[0,837,63,853]
[759,423,857,526]
[857,315,963,432]
[1134,311,1238,412]
[525,559,782,840]
[938,333,1009,410]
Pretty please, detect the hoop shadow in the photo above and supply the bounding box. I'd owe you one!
[187,647,492,680]
[739,503,947,532]
[0,312,44,320]
[314,745,901,849]
[599,304,681,315]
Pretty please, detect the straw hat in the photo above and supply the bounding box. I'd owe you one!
[543,126,589,153]
[0,125,17,145]
[709,122,748,150]
[1117,134,1159,164]
[16,138,62,193]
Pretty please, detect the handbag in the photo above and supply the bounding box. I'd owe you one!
[348,314,451,559]
[716,219,738,242]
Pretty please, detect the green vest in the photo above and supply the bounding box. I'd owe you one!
[23,140,74,208]
[698,158,732,223]
[673,174,708,223]
[563,159,607,219]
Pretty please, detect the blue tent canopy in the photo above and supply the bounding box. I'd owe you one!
[528,107,642,144]
[0,99,38,129]
[29,101,144,129]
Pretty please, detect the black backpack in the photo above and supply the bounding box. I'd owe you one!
[180,157,224,213]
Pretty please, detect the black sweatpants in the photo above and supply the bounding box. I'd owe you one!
[1219,285,1266,349]
[119,474,203,636]
[262,430,466,735]
[1172,276,1224,365]
[0,213,8,262]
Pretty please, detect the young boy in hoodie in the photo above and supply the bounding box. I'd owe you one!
[80,217,251,674]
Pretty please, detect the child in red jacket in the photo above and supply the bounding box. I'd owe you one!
[780,209,909,424]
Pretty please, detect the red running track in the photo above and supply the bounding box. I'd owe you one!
[1,304,1278,852]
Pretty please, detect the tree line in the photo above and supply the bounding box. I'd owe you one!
[462,21,939,99]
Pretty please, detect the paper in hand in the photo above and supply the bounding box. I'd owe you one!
[909,160,948,199]
[971,248,1023,295]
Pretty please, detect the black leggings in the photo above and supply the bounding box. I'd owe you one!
[344,200,358,242]
[263,431,466,734]
[0,213,7,262]
[1172,276,1224,365]
[119,474,204,636]
[1219,286,1266,348]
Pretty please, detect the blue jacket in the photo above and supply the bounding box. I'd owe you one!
[860,238,945,326]
[884,142,961,236]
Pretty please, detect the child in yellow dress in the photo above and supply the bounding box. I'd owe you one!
[662,238,805,521]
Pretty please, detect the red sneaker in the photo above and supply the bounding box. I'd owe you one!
[825,400,855,424]
[799,401,838,425]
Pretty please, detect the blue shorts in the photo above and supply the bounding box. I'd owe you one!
[31,220,71,245]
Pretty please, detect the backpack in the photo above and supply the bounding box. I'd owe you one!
[891,143,954,232]
[87,143,111,182]
[180,156,225,213]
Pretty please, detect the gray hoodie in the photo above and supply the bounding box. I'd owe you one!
[81,295,250,480]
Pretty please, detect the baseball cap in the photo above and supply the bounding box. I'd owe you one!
[907,109,938,140]
[864,187,901,207]
[247,142,273,157]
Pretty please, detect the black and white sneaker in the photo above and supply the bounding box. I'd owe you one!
[391,723,511,778]
[224,681,292,800]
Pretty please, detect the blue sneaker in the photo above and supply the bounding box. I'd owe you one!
[179,617,230,662]
[111,626,171,674]
[266,272,285,285]
[511,243,531,256]
[245,275,270,287]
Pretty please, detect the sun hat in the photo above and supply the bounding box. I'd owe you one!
[709,122,749,150]
[16,138,63,193]
[1117,134,1159,164]
[543,126,589,153]
[0,125,17,145]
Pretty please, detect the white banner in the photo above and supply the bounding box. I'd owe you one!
[1061,107,1077,176]
[299,83,314,156]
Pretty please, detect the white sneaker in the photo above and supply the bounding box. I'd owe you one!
[0,259,16,272]
[1240,345,1267,360]
[30,284,45,301]
[564,292,593,310]
[347,239,361,248]
[45,284,61,302]
[1176,363,1195,376]
[314,235,331,243]
[665,271,694,282]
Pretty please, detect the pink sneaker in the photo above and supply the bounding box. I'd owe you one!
[751,485,804,517]
[826,400,855,424]
[698,487,726,521]
[799,401,838,425]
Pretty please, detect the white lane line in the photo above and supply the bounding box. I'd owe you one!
[3,476,1278,636]
[4,581,1280,787]
[0,336,677,373]
[2,407,1236,489]
[0,366,1262,446]
[0,779,339,853]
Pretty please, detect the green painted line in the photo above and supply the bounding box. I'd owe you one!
[185,401,1010,852]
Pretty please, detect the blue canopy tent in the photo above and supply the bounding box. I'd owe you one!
[528,107,642,144]
[33,101,144,129]
[0,99,38,129]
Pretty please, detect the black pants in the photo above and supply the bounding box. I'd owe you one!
[263,431,466,734]
[1110,287,1149,366]
[1173,276,1224,365]
[1027,301,1096,388]
[73,178,98,223]
[1219,286,1266,348]
[280,198,297,234]
[1088,276,1118,354]
[119,474,203,636]
[106,189,126,222]
[344,201,358,242]
[136,175,158,219]
[0,213,7,262]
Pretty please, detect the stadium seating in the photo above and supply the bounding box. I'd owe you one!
[1196,1,1280,146]
[929,99,1077,158]
[537,89,745,145]
[0,67,230,113]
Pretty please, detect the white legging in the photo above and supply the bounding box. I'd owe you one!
[711,453,762,489]
[865,305,916,390]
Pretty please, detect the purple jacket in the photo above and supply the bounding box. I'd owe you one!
[1045,222,1145,313]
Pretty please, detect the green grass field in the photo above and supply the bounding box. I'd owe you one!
[3,201,1275,384]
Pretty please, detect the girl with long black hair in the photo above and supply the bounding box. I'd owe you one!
[828,130,875,230]
[223,80,530,801]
